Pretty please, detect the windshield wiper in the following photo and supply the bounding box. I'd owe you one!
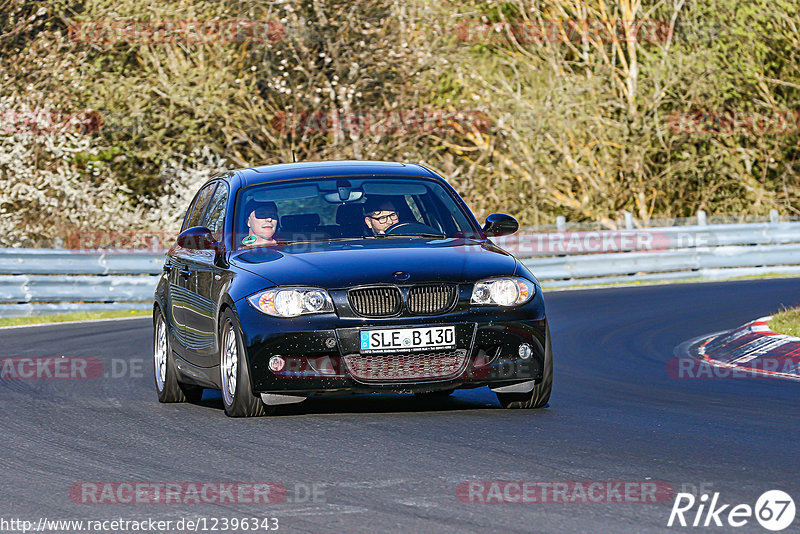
[277,237,373,245]
[275,234,448,245]
[373,233,447,239]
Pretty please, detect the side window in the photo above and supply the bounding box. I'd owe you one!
[183,183,217,231]
[203,182,228,240]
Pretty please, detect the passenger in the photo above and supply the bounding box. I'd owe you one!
[243,201,279,247]
[363,197,399,236]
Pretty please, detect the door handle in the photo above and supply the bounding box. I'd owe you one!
[179,268,192,279]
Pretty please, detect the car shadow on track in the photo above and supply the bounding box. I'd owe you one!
[193,389,502,416]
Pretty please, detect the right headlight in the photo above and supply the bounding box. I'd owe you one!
[470,277,536,307]
[247,287,334,318]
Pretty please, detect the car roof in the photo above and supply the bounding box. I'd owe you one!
[234,161,440,187]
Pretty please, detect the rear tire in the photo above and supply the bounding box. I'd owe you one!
[153,307,203,403]
[219,309,273,417]
[496,324,553,409]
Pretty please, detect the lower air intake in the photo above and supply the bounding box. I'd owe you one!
[343,350,468,381]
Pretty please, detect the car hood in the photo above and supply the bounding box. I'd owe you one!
[229,237,519,288]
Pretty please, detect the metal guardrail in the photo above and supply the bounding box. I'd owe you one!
[0,250,163,275]
[501,222,800,256]
[1,220,799,317]
[523,243,800,279]
[0,302,153,317]
[515,221,800,287]
[0,275,157,302]
[0,250,161,316]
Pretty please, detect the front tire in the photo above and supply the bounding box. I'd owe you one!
[496,324,553,409]
[153,307,203,403]
[220,309,272,417]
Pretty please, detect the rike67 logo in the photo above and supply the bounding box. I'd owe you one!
[668,490,796,531]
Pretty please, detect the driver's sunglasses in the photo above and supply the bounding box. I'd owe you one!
[253,210,278,221]
[369,212,398,224]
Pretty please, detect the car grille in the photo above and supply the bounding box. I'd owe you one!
[407,284,457,314]
[349,284,458,317]
[343,349,468,381]
[348,287,402,317]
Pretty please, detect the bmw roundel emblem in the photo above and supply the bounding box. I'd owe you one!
[393,271,411,281]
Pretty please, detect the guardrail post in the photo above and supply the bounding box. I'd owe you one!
[697,210,707,226]
[770,209,779,224]
[624,212,634,230]
[556,216,566,232]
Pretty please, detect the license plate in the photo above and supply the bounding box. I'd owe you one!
[360,326,456,354]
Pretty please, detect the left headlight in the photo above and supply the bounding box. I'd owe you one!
[247,287,335,318]
[471,277,536,307]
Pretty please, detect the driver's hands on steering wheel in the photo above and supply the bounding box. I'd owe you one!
[383,221,445,237]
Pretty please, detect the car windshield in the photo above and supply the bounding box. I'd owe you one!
[234,176,481,249]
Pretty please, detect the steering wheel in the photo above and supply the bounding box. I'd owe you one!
[384,221,443,236]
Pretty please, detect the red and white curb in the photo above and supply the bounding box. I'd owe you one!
[694,316,800,379]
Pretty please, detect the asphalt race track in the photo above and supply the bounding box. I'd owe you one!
[2,278,799,533]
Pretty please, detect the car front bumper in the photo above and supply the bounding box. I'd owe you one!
[234,293,548,396]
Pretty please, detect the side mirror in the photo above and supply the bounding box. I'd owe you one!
[483,213,519,237]
[177,226,218,251]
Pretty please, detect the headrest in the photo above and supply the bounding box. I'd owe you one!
[281,213,320,230]
[336,203,364,225]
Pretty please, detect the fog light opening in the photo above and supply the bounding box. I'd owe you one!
[518,344,532,360]
[269,355,286,373]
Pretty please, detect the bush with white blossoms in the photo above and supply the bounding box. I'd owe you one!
[0,97,147,247]
[151,146,229,232]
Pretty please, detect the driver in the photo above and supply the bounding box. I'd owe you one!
[243,201,280,247]
[363,197,399,236]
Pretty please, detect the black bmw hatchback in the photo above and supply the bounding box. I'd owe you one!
[153,161,552,417]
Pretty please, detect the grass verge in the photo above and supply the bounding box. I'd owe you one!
[0,310,150,327]
[769,308,800,337]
